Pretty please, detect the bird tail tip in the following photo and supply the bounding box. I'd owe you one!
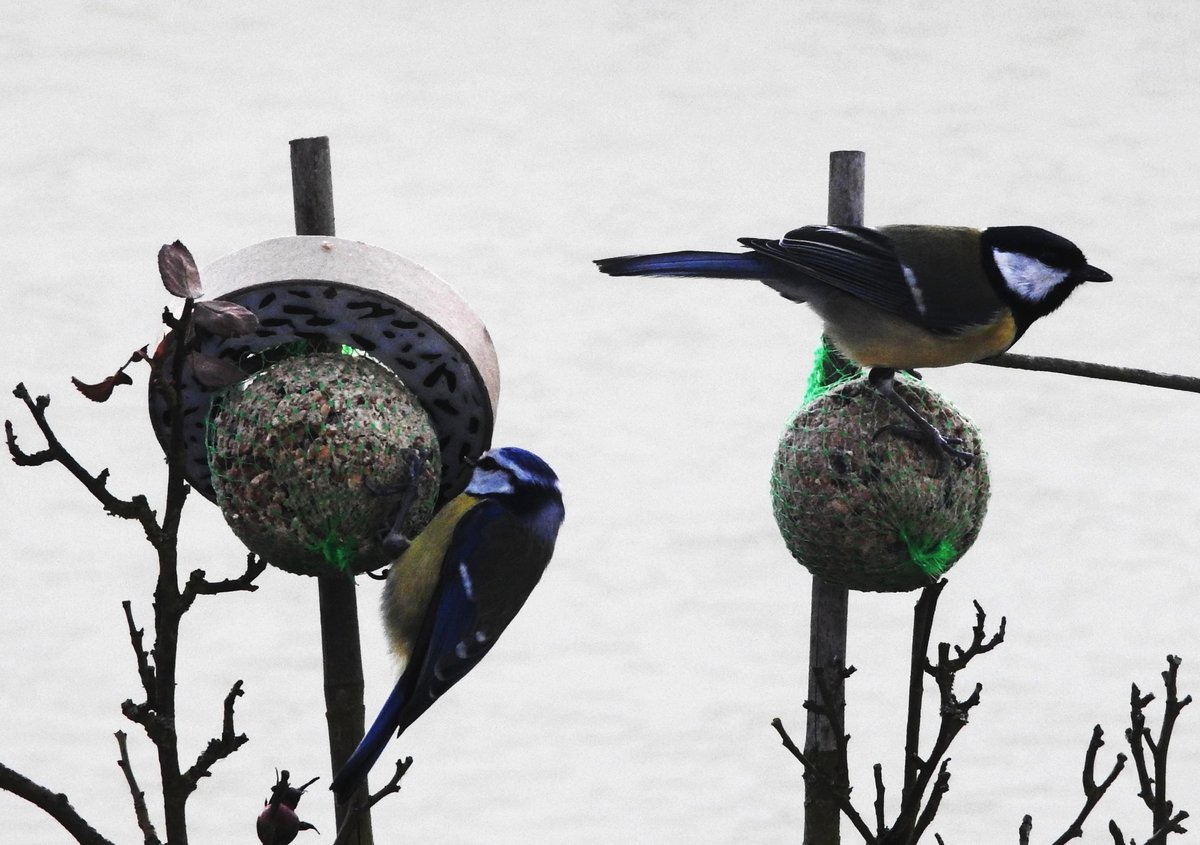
[594,250,778,280]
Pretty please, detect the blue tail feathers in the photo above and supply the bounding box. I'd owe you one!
[330,680,411,801]
[594,250,782,280]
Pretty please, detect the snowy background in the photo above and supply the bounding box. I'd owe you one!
[3,2,1199,842]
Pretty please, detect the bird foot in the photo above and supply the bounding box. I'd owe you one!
[368,449,430,557]
[873,423,974,475]
[866,367,974,476]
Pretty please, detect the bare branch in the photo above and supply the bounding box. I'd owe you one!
[331,757,415,845]
[873,763,886,836]
[115,731,162,845]
[1125,656,1191,839]
[1126,683,1155,805]
[911,759,951,843]
[1018,813,1032,845]
[180,554,267,611]
[0,761,117,845]
[183,680,249,790]
[1143,811,1190,844]
[976,353,1200,395]
[889,595,1005,842]
[120,697,170,744]
[7,383,163,542]
[122,601,156,704]
[1047,725,1126,845]
[771,718,875,842]
[941,601,1006,674]
[6,418,53,465]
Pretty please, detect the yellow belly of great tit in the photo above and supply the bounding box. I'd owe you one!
[820,299,1018,370]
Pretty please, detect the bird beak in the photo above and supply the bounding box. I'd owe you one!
[1083,264,1112,283]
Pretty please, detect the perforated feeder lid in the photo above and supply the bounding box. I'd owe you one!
[147,236,500,505]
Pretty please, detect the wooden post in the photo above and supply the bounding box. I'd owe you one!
[802,150,864,845]
[289,136,374,843]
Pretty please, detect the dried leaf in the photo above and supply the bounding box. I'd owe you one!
[194,299,260,337]
[71,346,149,401]
[158,240,202,299]
[190,352,247,388]
[72,370,134,402]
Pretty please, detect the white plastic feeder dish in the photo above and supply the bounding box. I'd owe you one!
[147,236,500,505]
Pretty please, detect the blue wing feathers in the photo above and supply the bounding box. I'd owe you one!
[330,501,498,801]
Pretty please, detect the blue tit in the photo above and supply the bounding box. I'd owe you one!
[330,446,564,801]
[596,224,1110,465]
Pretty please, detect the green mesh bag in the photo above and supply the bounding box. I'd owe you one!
[207,350,441,577]
[770,343,990,592]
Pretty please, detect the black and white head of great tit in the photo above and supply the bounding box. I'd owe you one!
[978,225,1112,337]
[595,223,1111,467]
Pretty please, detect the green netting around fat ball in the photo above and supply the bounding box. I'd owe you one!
[207,350,442,577]
[803,337,862,403]
[771,372,990,592]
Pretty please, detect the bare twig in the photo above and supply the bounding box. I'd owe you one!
[1125,656,1191,840]
[910,760,951,843]
[903,581,945,800]
[939,601,1006,675]
[331,757,415,845]
[873,763,886,835]
[7,284,252,844]
[1143,811,1190,844]
[1109,818,1128,844]
[1126,683,1156,806]
[183,681,249,790]
[977,353,1200,395]
[772,718,876,842]
[1047,725,1126,844]
[887,590,1003,843]
[0,761,117,845]
[805,662,856,748]
[778,586,1005,844]
[1018,813,1032,845]
[180,553,267,611]
[115,731,162,845]
[6,384,161,538]
[122,601,157,704]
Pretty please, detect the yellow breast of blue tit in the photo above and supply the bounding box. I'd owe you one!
[381,492,484,667]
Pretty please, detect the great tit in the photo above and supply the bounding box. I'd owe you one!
[331,446,564,802]
[595,224,1111,466]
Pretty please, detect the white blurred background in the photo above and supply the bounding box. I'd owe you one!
[2,2,1198,842]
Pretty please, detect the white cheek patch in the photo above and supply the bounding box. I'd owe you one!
[465,467,514,497]
[992,249,1069,302]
